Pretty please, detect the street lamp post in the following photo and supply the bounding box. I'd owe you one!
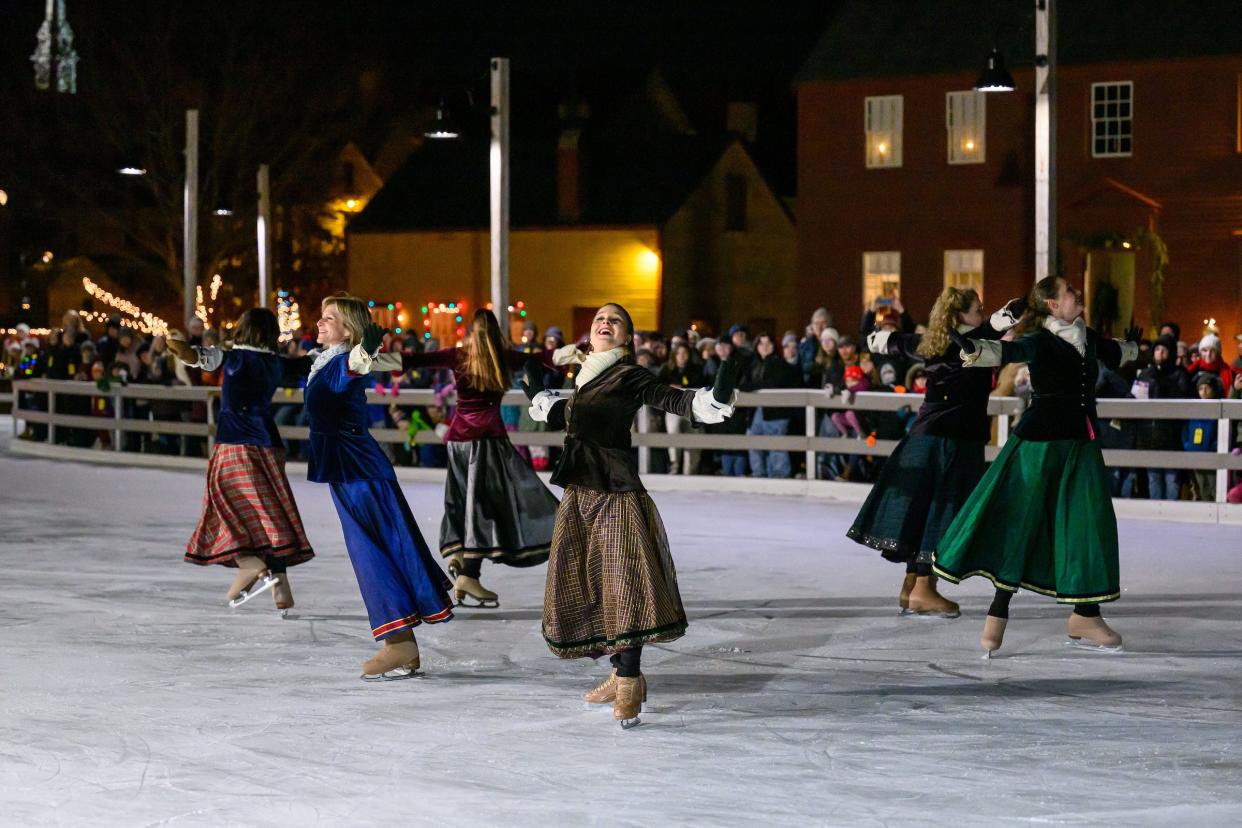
[490,58,511,334]
[976,0,1055,282]
[256,164,273,309]
[183,109,199,329]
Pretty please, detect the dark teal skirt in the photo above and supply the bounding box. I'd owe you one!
[933,436,1120,603]
[847,433,986,565]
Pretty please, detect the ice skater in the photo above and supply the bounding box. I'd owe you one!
[305,295,454,681]
[848,287,1023,617]
[168,308,314,615]
[523,303,738,728]
[399,309,561,608]
[935,276,1139,656]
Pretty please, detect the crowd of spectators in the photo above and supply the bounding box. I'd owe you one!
[5,297,1242,501]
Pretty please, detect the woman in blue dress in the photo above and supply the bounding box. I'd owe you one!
[305,294,454,681]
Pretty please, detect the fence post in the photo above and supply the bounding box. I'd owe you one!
[113,388,123,451]
[805,402,817,480]
[996,406,1010,447]
[1216,405,1229,504]
[637,404,650,476]
[47,390,57,444]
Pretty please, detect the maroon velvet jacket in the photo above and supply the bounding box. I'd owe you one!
[401,348,553,442]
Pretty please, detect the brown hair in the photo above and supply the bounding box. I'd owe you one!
[320,293,371,347]
[1013,276,1063,337]
[231,308,280,351]
[918,286,980,358]
[462,309,511,392]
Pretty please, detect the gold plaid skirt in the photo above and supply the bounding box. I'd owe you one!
[542,485,688,658]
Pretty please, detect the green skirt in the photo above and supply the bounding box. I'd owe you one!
[932,436,1120,604]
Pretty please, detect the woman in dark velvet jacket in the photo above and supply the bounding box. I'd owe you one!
[524,303,738,728]
[935,276,1140,657]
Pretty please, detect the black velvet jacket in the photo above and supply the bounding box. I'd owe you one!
[882,322,1002,443]
[999,328,1128,441]
[544,356,695,492]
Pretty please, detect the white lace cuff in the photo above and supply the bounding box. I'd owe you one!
[961,339,1002,368]
[692,387,736,424]
[529,390,558,423]
[1118,340,1139,365]
[347,344,379,374]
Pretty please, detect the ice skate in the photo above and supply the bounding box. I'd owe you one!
[1065,613,1123,653]
[981,615,1007,658]
[584,670,619,705]
[227,555,278,608]
[361,630,421,681]
[906,576,960,619]
[446,551,465,580]
[613,674,645,729]
[272,573,294,618]
[898,572,918,616]
[454,574,499,608]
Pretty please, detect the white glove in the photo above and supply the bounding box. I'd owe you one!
[866,329,892,354]
[433,423,449,440]
[692,387,736,424]
[528,390,559,423]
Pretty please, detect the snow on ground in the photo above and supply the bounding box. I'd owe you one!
[1,427,1240,827]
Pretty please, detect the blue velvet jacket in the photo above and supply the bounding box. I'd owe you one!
[303,351,395,483]
[206,347,310,448]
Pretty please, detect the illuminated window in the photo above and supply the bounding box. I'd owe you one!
[865,96,902,168]
[863,251,901,308]
[1091,82,1133,157]
[946,91,986,164]
[944,250,984,300]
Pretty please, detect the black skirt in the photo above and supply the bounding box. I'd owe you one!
[440,438,558,567]
[846,433,986,565]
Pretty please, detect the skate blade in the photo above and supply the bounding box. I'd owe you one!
[1064,638,1124,654]
[908,610,961,620]
[279,609,290,619]
[455,596,500,609]
[361,666,421,682]
[228,574,279,608]
[586,701,646,713]
[618,716,642,730]
[898,608,915,617]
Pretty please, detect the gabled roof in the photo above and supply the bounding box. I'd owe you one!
[348,127,740,232]
[796,0,1242,84]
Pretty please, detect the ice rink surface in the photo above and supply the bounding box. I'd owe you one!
[2,430,1240,827]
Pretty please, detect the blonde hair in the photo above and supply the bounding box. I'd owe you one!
[320,294,371,347]
[462,309,511,392]
[918,286,980,358]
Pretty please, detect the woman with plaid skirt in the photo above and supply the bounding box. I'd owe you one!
[524,303,738,728]
[169,308,315,613]
[848,288,1023,618]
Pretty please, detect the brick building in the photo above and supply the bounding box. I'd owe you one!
[795,0,1242,346]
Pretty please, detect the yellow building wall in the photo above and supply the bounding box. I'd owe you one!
[348,227,661,343]
[662,142,798,338]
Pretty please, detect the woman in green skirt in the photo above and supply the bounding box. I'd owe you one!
[935,275,1139,656]
[850,286,1024,617]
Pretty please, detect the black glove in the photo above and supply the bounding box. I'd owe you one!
[948,327,977,355]
[522,359,546,400]
[1124,324,1143,344]
[712,357,738,404]
[361,323,387,354]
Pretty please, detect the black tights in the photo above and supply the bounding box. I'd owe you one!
[987,588,1100,619]
[904,561,932,577]
[609,647,642,678]
[459,557,482,579]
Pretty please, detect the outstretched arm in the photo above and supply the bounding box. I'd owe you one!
[522,359,568,430]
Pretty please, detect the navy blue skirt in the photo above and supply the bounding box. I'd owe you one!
[330,479,454,639]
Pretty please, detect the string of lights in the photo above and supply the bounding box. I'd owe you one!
[81,277,170,336]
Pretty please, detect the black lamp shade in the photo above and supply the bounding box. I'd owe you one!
[975,48,1016,92]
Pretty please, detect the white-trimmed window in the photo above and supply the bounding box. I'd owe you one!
[863,251,901,307]
[1091,82,1133,157]
[944,250,984,300]
[946,91,986,164]
[865,96,903,168]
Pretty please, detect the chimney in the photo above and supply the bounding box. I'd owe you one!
[557,127,581,222]
[726,102,758,143]
[557,100,589,222]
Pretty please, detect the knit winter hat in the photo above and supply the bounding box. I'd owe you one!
[1154,334,1177,353]
[1196,372,1224,394]
[1199,333,1221,353]
[820,327,841,343]
[844,365,865,383]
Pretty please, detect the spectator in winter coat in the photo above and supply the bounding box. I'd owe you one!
[660,343,706,474]
[797,307,834,380]
[1185,333,1234,390]
[744,334,802,478]
[708,338,748,476]
[859,290,916,340]
[1183,373,1224,501]
[1134,335,1192,499]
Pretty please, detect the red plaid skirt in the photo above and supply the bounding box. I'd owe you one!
[185,444,314,568]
